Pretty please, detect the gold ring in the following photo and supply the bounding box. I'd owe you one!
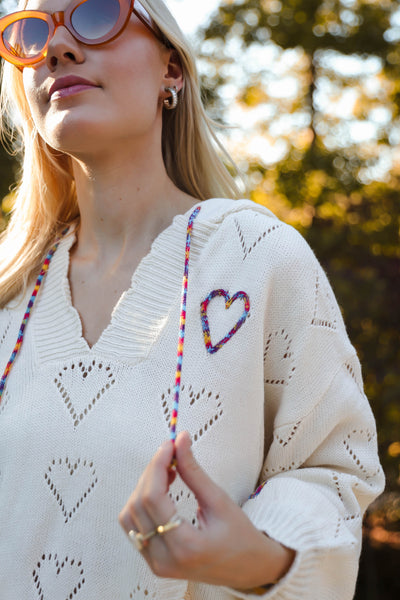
[156,513,183,535]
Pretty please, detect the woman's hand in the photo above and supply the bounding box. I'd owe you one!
[119,431,295,590]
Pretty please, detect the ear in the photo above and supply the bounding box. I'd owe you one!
[161,49,184,96]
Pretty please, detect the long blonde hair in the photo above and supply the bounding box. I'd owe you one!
[0,0,244,307]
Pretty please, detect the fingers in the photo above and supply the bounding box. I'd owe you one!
[118,437,203,578]
[175,431,228,515]
[119,505,138,536]
[119,439,179,540]
[120,432,228,540]
[119,434,244,583]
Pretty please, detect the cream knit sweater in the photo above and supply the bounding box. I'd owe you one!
[0,198,384,600]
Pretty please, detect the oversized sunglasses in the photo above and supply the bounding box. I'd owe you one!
[0,0,170,69]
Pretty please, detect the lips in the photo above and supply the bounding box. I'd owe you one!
[48,76,100,100]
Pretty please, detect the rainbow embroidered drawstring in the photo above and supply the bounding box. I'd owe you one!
[0,227,70,405]
[249,480,267,499]
[169,206,201,444]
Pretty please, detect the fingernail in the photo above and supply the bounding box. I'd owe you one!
[181,430,192,446]
[158,440,169,452]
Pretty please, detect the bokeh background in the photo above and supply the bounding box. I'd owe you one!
[0,0,399,597]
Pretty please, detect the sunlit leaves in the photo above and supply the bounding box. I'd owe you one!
[200,2,400,185]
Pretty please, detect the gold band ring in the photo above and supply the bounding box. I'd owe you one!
[156,513,183,535]
[128,514,183,552]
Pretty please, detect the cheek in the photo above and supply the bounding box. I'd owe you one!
[105,31,167,100]
[108,48,162,100]
[99,50,164,127]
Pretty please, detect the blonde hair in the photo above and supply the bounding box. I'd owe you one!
[0,0,245,307]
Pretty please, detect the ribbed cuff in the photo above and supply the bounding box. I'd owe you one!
[221,546,321,599]
[220,477,358,599]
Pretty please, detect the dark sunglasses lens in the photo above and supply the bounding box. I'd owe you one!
[71,0,122,40]
[3,18,48,59]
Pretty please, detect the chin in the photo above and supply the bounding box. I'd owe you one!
[41,102,159,158]
[43,108,114,156]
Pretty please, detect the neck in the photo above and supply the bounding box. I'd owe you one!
[70,132,196,269]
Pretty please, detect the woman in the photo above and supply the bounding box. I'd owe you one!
[0,1,384,598]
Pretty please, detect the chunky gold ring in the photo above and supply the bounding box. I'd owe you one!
[156,513,183,535]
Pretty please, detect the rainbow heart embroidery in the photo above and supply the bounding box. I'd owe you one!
[201,289,250,354]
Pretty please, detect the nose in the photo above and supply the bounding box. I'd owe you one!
[46,22,85,71]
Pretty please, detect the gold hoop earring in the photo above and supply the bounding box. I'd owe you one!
[163,86,178,110]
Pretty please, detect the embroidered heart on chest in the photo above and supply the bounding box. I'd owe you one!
[32,553,85,600]
[44,458,98,523]
[53,359,116,427]
[200,289,250,354]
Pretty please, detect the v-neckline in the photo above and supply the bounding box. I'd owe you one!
[64,221,170,352]
[32,201,214,364]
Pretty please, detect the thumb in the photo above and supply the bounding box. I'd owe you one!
[175,431,227,512]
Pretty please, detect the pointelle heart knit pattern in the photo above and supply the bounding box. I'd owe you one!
[0,198,384,600]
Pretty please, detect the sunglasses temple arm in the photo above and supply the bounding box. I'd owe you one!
[132,6,170,47]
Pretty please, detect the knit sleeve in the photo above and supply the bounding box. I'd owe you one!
[222,221,385,600]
